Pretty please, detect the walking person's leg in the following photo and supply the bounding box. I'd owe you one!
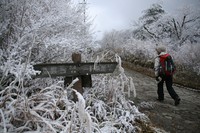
[165,76,180,105]
[157,79,164,101]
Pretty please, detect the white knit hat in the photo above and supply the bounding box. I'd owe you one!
[155,45,166,53]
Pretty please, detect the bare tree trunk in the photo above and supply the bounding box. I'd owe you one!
[172,18,180,40]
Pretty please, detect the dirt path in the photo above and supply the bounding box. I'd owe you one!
[125,68,200,133]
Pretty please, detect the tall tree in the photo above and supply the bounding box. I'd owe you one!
[0,0,93,86]
[135,3,165,40]
[170,7,200,45]
[140,3,165,25]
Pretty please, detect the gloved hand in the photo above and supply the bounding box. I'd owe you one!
[156,76,162,82]
[156,76,160,81]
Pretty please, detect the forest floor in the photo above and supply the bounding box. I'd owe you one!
[125,68,200,133]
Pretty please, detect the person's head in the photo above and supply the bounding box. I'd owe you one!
[155,45,166,54]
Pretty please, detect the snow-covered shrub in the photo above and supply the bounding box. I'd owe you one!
[0,51,166,132]
[81,56,152,133]
[174,43,200,75]
[0,78,96,133]
[0,55,148,133]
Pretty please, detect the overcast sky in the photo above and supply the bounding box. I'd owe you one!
[75,0,200,39]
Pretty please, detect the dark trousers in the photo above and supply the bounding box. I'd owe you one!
[157,75,179,100]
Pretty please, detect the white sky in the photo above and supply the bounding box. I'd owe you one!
[75,0,200,39]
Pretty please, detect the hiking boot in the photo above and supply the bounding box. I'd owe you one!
[175,98,181,106]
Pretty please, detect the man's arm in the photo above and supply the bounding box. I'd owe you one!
[154,57,160,77]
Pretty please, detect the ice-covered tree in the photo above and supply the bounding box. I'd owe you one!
[132,3,165,41]
[99,3,200,74]
[101,30,119,50]
[0,0,93,87]
[140,3,165,25]
[101,30,130,52]
[133,4,200,47]
[170,6,200,45]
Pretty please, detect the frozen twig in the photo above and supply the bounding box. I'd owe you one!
[0,109,7,133]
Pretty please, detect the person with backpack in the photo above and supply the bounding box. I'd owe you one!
[154,45,181,106]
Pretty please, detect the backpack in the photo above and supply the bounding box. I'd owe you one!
[159,54,176,76]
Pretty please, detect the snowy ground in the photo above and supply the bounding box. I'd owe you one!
[125,68,200,133]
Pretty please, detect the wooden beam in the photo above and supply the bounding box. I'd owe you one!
[33,62,118,78]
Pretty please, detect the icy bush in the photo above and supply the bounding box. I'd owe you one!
[173,43,200,74]
[0,78,95,133]
[81,56,150,132]
[0,54,152,133]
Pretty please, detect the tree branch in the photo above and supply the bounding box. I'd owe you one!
[181,15,186,28]
[172,18,180,40]
[185,16,200,24]
[143,25,158,39]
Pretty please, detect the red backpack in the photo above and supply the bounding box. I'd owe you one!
[159,54,176,76]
